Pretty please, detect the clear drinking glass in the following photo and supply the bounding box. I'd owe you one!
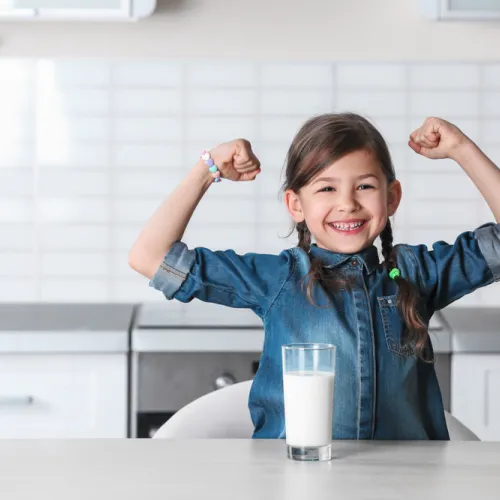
[282,343,336,461]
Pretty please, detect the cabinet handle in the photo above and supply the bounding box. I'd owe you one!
[0,396,34,406]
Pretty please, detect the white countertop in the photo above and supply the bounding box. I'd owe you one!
[0,440,499,499]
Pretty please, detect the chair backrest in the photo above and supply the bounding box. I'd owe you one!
[153,379,479,441]
[153,380,254,439]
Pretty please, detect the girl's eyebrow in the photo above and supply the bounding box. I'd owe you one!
[312,173,380,184]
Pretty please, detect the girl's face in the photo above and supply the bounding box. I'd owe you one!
[285,149,402,254]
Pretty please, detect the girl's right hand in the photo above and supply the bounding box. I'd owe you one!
[209,139,261,182]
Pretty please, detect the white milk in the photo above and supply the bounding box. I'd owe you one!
[283,371,335,447]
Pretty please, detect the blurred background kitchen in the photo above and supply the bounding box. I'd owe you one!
[0,0,499,440]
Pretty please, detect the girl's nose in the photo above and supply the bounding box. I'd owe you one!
[337,191,360,213]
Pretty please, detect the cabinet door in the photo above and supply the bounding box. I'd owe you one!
[451,354,500,441]
[0,354,127,438]
[0,0,131,19]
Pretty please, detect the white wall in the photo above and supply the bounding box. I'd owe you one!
[0,0,500,59]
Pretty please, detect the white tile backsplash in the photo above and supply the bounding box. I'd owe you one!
[188,89,258,115]
[337,64,406,89]
[409,64,480,90]
[261,89,333,115]
[336,90,406,117]
[0,58,498,303]
[261,63,332,88]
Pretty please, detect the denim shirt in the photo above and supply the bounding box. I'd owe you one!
[150,223,500,440]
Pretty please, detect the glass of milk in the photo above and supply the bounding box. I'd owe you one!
[282,343,336,461]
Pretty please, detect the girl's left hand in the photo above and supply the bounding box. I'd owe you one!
[409,117,472,161]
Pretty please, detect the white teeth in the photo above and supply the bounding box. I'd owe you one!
[331,221,364,231]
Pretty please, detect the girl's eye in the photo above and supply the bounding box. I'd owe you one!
[318,186,335,193]
[358,184,374,190]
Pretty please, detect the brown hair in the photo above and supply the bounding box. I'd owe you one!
[282,113,429,360]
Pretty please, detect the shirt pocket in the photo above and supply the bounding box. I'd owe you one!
[377,294,415,358]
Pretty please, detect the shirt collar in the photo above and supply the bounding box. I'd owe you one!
[308,243,380,274]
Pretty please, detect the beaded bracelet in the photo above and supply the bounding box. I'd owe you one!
[200,150,221,183]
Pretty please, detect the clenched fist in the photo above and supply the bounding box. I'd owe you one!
[209,139,261,182]
[409,117,472,161]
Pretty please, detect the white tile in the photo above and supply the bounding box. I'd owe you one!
[187,63,258,87]
[191,199,256,224]
[112,61,182,86]
[114,117,182,142]
[261,117,307,142]
[112,89,182,114]
[40,225,109,251]
[188,90,257,115]
[0,169,33,196]
[257,143,289,170]
[0,115,34,144]
[41,253,108,277]
[258,171,284,198]
[450,291,481,307]
[261,63,332,88]
[38,117,109,142]
[337,64,406,89]
[41,279,109,302]
[112,144,183,168]
[336,91,406,117]
[405,173,480,201]
[256,225,295,254]
[111,278,166,302]
[183,224,256,254]
[111,225,143,251]
[0,200,33,223]
[482,121,500,144]
[483,64,500,89]
[480,282,500,307]
[409,64,480,89]
[0,280,37,301]
[257,200,291,226]
[388,145,410,172]
[371,118,408,145]
[0,225,34,250]
[261,89,333,115]
[113,170,184,197]
[111,251,139,278]
[36,143,109,168]
[38,198,109,223]
[0,253,36,277]
[407,149,471,173]
[112,199,163,224]
[187,117,257,143]
[0,145,33,168]
[211,177,258,198]
[408,201,480,227]
[38,59,111,86]
[482,92,500,118]
[39,170,109,196]
[410,92,479,118]
[0,88,35,114]
[37,88,109,115]
[0,60,35,86]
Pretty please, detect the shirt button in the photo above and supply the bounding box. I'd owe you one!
[351,260,358,267]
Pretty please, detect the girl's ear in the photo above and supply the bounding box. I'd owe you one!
[284,189,305,223]
[387,179,402,217]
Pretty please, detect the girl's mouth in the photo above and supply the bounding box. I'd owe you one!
[328,220,366,235]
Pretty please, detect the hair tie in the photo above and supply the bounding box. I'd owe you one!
[389,268,401,280]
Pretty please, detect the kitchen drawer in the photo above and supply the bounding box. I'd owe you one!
[0,353,127,438]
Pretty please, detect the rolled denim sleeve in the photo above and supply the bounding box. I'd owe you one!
[149,241,293,316]
[406,223,500,311]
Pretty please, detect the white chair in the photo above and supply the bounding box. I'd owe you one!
[152,380,479,441]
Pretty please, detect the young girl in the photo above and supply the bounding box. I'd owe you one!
[129,113,500,440]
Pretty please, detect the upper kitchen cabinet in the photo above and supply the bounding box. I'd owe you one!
[0,0,156,21]
[420,0,500,20]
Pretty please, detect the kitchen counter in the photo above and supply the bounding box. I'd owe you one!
[0,439,499,499]
[0,304,136,353]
